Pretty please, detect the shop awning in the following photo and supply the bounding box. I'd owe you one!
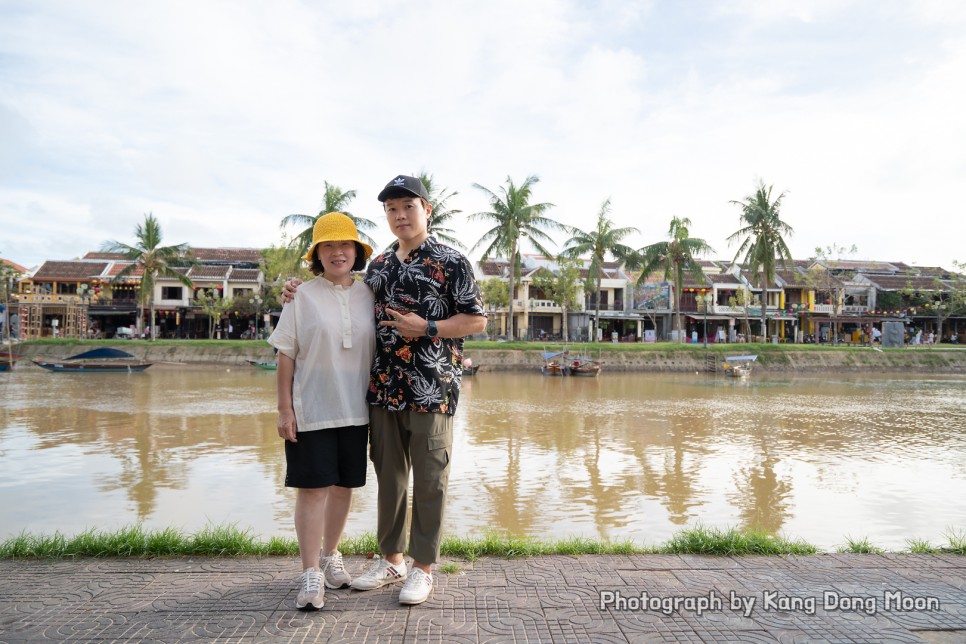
[685,314,738,321]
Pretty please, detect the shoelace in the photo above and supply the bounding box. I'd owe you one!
[325,552,346,575]
[302,569,322,594]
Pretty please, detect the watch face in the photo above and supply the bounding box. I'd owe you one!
[428,320,438,337]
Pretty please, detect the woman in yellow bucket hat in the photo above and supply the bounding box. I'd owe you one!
[268,212,375,611]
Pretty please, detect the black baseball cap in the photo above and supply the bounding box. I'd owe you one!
[377,174,431,202]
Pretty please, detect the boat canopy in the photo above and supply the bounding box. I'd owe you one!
[542,351,567,360]
[65,348,136,361]
[724,355,758,362]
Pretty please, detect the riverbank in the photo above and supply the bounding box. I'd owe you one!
[13,339,966,373]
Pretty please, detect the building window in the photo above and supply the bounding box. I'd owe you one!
[233,288,253,298]
[57,283,78,294]
[162,286,183,300]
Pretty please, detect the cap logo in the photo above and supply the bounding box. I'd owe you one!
[393,176,406,186]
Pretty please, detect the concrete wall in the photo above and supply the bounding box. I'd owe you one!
[17,342,966,372]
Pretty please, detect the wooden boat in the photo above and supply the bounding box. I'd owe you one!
[568,356,603,377]
[723,354,757,378]
[0,351,22,371]
[462,364,479,376]
[246,359,278,371]
[33,348,153,373]
[541,351,570,376]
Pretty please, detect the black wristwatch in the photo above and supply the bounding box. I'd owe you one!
[426,320,438,338]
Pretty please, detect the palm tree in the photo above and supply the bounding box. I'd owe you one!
[561,198,639,342]
[102,213,194,340]
[417,172,464,249]
[280,181,377,261]
[727,181,795,341]
[637,216,714,342]
[470,175,561,341]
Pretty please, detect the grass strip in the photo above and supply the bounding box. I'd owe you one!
[3,524,964,559]
[660,525,817,556]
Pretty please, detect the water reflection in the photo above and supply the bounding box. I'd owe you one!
[1,367,964,549]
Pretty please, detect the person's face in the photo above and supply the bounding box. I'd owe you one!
[384,196,431,244]
[316,240,357,281]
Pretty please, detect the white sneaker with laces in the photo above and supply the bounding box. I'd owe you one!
[295,567,324,611]
[349,557,407,590]
[320,550,351,589]
[398,568,434,605]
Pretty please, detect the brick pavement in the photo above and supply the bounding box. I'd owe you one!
[1,554,964,642]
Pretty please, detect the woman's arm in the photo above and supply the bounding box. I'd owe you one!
[276,352,298,442]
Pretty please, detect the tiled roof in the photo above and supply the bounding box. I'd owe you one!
[156,267,191,281]
[106,262,142,278]
[913,266,957,278]
[862,275,948,291]
[32,261,109,280]
[707,273,742,285]
[479,259,509,276]
[230,268,261,281]
[82,252,127,260]
[188,265,231,280]
[679,272,712,289]
[189,248,263,263]
[1,258,28,273]
[776,269,811,287]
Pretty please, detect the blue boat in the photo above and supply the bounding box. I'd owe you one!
[0,351,21,371]
[33,348,153,373]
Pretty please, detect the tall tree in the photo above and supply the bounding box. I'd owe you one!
[193,289,233,339]
[102,213,194,339]
[479,278,509,338]
[636,216,714,342]
[561,198,639,342]
[259,235,312,311]
[470,175,561,341]
[417,172,464,249]
[530,259,581,341]
[280,181,376,262]
[728,181,795,341]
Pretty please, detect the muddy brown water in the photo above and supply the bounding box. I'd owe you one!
[2,365,964,549]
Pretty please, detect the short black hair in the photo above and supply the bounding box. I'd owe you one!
[309,241,368,276]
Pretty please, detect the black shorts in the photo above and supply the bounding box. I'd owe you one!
[284,424,368,489]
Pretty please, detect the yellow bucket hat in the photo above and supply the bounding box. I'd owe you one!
[302,212,374,264]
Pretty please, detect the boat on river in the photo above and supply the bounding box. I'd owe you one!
[567,356,603,377]
[0,351,22,371]
[723,354,757,378]
[246,359,278,371]
[33,348,153,373]
[541,350,570,376]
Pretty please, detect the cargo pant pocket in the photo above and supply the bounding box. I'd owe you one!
[424,434,452,481]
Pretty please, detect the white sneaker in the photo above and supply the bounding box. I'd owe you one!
[399,568,434,605]
[295,567,324,611]
[320,550,351,589]
[349,557,407,591]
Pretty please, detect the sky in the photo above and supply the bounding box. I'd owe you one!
[2,0,965,272]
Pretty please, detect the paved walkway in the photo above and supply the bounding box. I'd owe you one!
[1,554,964,642]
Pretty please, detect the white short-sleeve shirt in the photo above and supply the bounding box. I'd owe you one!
[269,277,375,432]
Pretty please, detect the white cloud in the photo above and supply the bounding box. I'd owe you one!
[1,0,964,270]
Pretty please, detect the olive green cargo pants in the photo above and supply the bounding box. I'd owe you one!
[369,406,453,565]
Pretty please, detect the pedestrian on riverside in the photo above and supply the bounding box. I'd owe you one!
[269,212,375,611]
[283,174,486,605]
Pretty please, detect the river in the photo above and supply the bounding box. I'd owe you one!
[1,366,964,550]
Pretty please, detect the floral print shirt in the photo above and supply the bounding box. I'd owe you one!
[364,236,485,414]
